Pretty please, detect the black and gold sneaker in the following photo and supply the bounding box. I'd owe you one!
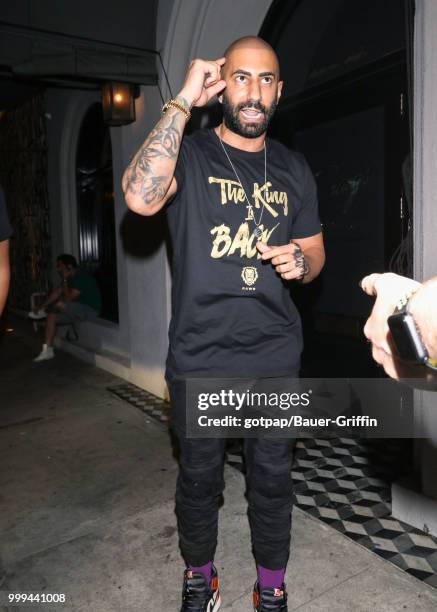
[253,580,288,611]
[180,565,221,612]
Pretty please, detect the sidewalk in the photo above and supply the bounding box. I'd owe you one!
[1,321,437,611]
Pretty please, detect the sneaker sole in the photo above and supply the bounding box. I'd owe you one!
[207,591,221,612]
[33,354,54,362]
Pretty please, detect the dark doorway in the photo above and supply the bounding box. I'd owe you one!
[76,103,119,323]
[262,0,411,377]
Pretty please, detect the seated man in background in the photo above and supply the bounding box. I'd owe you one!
[32,254,101,362]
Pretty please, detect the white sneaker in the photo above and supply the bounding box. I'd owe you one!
[29,309,47,320]
[34,344,54,362]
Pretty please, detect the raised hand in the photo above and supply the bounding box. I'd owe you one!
[179,58,227,108]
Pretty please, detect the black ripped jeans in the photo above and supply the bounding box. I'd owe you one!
[168,379,296,570]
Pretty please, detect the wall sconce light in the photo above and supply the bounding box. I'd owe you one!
[102,82,138,126]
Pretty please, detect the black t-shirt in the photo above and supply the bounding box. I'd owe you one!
[0,186,12,242]
[165,128,321,379]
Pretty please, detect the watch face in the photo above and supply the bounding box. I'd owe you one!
[388,313,428,364]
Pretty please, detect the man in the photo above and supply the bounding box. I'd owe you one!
[32,254,102,362]
[0,184,12,317]
[123,37,324,611]
[361,272,437,385]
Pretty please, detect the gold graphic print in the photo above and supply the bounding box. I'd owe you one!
[210,222,279,259]
[208,176,288,260]
[208,177,288,217]
[241,267,258,289]
[207,174,288,298]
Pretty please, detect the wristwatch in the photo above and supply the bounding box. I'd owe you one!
[387,290,437,370]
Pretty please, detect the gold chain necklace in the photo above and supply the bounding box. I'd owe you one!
[217,131,268,240]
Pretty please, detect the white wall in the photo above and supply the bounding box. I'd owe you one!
[412,0,437,503]
[115,85,171,397]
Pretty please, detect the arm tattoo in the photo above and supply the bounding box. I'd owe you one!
[122,96,189,205]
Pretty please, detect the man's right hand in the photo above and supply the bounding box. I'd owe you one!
[123,58,226,217]
[179,58,226,108]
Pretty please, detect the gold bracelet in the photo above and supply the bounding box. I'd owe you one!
[162,99,191,121]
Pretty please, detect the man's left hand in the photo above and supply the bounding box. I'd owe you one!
[256,241,307,281]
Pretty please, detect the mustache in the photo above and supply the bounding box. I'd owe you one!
[236,101,266,114]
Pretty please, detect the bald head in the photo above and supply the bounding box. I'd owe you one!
[224,36,276,57]
[219,36,282,139]
[224,36,279,77]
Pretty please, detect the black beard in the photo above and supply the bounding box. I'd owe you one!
[221,93,277,138]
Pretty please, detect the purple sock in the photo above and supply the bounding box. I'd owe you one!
[257,565,285,590]
[189,561,212,586]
